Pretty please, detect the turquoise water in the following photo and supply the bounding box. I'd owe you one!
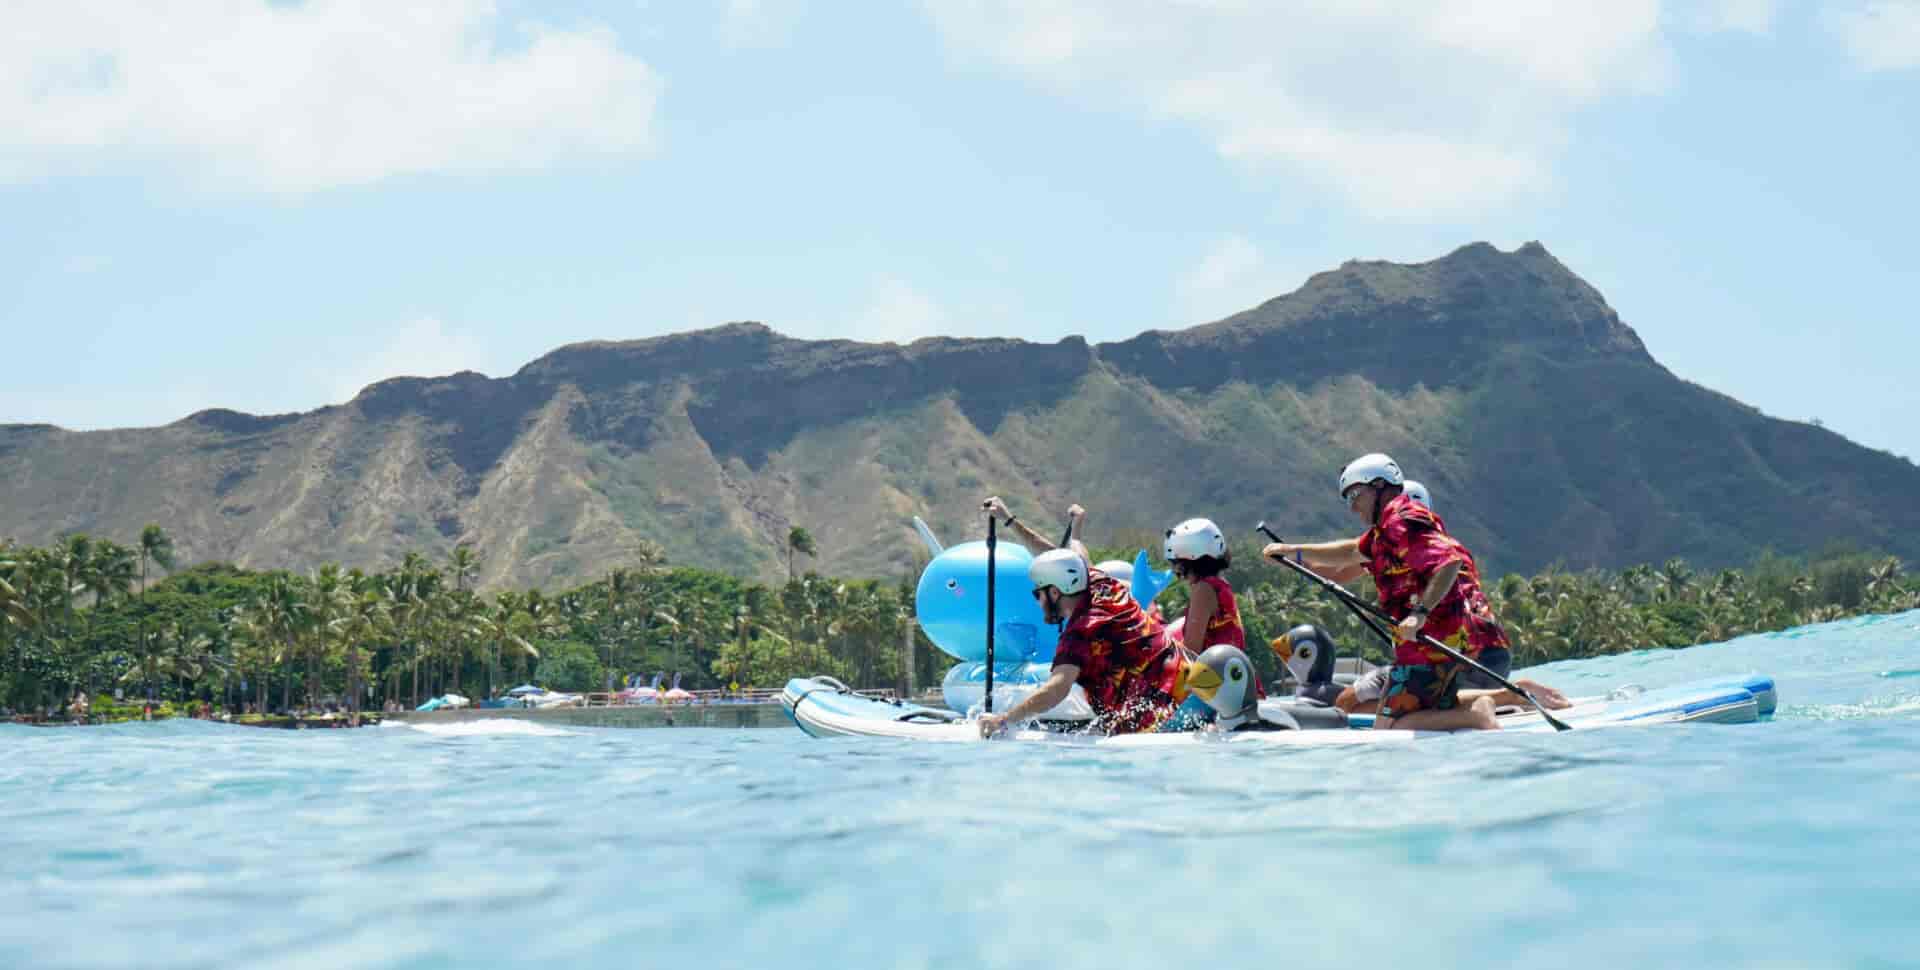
[6,613,1920,970]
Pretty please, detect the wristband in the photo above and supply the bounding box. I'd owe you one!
[1294,550,1303,565]
[1004,515,1018,527]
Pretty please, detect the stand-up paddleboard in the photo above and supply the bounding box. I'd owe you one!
[1344,673,1774,730]
[781,673,1773,745]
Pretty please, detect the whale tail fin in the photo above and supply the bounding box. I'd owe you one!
[911,517,945,558]
[1128,549,1174,608]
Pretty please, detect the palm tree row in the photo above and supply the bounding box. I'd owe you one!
[4,526,1916,719]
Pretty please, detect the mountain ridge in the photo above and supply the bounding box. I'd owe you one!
[4,242,1914,587]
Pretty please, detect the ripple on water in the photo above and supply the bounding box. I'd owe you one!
[5,611,1920,970]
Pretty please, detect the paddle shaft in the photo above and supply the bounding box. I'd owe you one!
[983,513,1075,720]
[985,516,996,713]
[1258,524,1397,655]
[1255,523,1572,731]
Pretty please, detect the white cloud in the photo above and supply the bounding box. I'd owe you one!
[1689,0,1778,34]
[845,277,949,344]
[329,317,494,403]
[1827,1,1920,71]
[0,0,662,193]
[921,0,1690,218]
[1174,235,1307,324]
[719,0,803,47]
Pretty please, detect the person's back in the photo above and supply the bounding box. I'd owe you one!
[1195,574,1243,649]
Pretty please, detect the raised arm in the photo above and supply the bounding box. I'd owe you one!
[981,496,1081,554]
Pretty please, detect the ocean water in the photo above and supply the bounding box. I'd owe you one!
[5,613,1920,970]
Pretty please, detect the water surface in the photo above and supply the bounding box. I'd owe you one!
[6,612,1920,969]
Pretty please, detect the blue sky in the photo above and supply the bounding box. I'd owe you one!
[3,0,1916,462]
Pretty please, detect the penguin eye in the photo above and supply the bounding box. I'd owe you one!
[1300,645,1313,659]
[945,579,957,590]
[1230,667,1243,681]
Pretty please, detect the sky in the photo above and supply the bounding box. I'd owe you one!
[2,0,1916,461]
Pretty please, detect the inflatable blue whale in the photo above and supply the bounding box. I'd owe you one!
[911,517,1172,716]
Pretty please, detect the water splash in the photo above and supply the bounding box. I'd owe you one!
[385,719,579,738]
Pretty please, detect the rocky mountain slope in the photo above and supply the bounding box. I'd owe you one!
[5,242,1913,587]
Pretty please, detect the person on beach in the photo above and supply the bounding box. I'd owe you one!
[977,497,1184,737]
[1263,454,1509,731]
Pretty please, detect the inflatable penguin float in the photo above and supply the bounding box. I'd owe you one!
[1271,623,1345,706]
[1185,643,1349,732]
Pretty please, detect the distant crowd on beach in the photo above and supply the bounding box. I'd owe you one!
[3,689,375,726]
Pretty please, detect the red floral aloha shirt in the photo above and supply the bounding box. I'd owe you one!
[1052,569,1181,734]
[1356,493,1511,667]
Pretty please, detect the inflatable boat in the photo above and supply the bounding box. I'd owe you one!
[780,673,1775,746]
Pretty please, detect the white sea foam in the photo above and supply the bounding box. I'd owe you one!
[388,719,579,738]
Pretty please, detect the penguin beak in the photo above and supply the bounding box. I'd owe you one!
[1269,635,1293,663]
[1185,661,1223,703]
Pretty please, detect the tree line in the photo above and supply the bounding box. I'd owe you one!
[3,525,1915,720]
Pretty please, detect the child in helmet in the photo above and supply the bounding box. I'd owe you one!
[1164,518,1261,718]
[1164,518,1242,656]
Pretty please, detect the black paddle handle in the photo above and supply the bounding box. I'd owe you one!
[1254,522,1571,731]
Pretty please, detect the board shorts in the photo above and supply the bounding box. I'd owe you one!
[1455,647,1511,690]
[1378,662,1462,720]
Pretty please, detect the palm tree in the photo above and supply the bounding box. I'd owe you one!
[138,525,176,596]
[447,544,479,594]
[307,565,351,711]
[1657,558,1695,603]
[629,539,669,574]
[132,525,178,706]
[438,588,487,698]
[335,574,389,725]
[123,623,218,704]
[54,534,92,646]
[88,540,136,609]
[787,526,817,584]
[481,593,541,699]
[0,550,37,634]
[257,574,310,714]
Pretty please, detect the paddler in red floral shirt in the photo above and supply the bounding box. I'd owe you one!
[1263,453,1506,731]
[978,497,1185,736]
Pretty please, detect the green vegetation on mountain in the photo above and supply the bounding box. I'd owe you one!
[3,242,1917,589]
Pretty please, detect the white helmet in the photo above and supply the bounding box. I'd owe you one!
[1028,548,1088,595]
[1402,480,1432,510]
[1093,559,1135,586]
[1338,453,1403,498]
[1163,518,1227,563]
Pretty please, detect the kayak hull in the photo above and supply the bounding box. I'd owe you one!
[781,673,1774,745]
